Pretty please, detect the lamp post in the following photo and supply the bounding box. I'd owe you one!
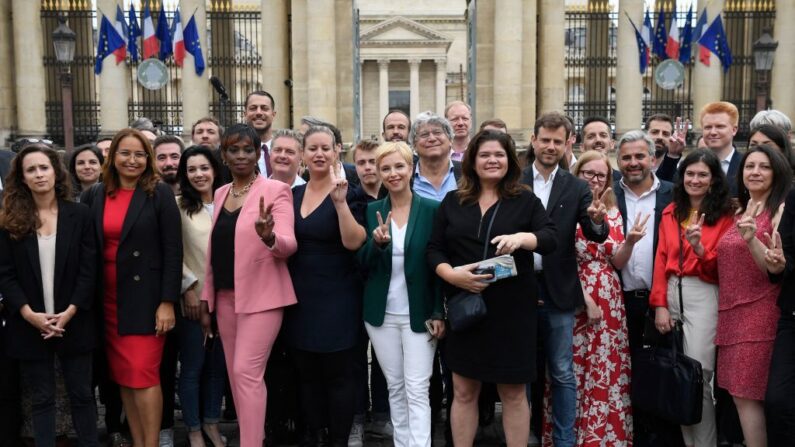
[52,15,76,155]
[753,30,778,113]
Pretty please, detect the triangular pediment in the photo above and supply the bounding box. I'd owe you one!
[361,16,451,43]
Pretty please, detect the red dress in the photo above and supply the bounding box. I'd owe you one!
[103,188,165,388]
[543,209,632,446]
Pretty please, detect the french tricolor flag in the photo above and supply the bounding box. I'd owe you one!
[171,8,185,67]
[666,7,680,60]
[142,1,158,59]
[113,5,128,63]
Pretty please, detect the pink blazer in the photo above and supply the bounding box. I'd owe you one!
[201,176,298,313]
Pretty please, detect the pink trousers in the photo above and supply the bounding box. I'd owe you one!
[215,289,283,447]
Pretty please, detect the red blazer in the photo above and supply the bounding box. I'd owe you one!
[650,204,734,308]
[201,176,297,313]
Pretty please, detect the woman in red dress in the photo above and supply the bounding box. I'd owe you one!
[81,128,182,447]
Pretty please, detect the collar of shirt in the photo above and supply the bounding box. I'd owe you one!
[619,173,661,200]
[531,163,558,185]
[414,159,454,177]
[719,147,736,174]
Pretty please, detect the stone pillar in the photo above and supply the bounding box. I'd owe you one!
[11,0,47,138]
[306,0,337,120]
[378,59,390,122]
[615,0,644,135]
[693,0,725,132]
[290,0,308,126]
[262,0,289,129]
[97,0,130,135]
[494,0,523,129]
[0,0,16,144]
[521,1,538,136]
[181,0,208,139]
[585,0,610,118]
[409,59,420,119]
[538,0,566,113]
[435,58,447,115]
[771,0,795,122]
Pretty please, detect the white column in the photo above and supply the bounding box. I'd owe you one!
[435,58,447,115]
[615,0,644,135]
[306,0,337,120]
[538,0,566,113]
[693,0,725,132]
[378,59,390,121]
[11,0,47,138]
[181,0,208,139]
[409,59,420,119]
[771,0,795,121]
[97,0,130,135]
[262,0,289,129]
[493,0,523,129]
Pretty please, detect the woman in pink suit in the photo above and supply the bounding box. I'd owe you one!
[200,124,297,447]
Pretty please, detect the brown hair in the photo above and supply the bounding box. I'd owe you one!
[102,128,160,197]
[1,145,72,239]
[533,112,573,140]
[456,130,526,205]
[478,118,508,132]
[570,151,616,209]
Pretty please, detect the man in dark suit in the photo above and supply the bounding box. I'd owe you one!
[647,113,686,183]
[0,148,18,444]
[521,112,609,447]
[700,101,741,197]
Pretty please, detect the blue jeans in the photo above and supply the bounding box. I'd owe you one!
[176,310,227,431]
[535,281,576,447]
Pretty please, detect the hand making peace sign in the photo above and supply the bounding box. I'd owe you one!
[255,196,275,242]
[736,199,763,242]
[373,210,392,245]
[626,212,650,245]
[329,164,349,205]
[669,116,690,157]
[764,203,786,274]
[685,210,707,256]
[587,187,611,225]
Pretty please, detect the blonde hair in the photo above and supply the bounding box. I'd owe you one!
[375,142,414,167]
[571,151,616,209]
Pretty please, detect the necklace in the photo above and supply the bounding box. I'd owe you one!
[230,175,256,198]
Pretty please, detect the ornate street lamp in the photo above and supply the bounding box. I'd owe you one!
[52,15,76,154]
[753,30,778,113]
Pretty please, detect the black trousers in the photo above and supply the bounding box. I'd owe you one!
[0,322,21,447]
[765,314,795,444]
[292,347,356,445]
[20,352,98,447]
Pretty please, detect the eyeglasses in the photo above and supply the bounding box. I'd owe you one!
[117,150,149,160]
[579,169,607,182]
[417,129,446,140]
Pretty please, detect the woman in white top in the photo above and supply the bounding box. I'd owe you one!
[0,144,98,446]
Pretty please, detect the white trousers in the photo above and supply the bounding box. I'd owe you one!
[366,314,437,447]
[667,276,718,447]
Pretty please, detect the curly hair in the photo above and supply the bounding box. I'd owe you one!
[102,128,160,197]
[1,144,73,240]
[672,149,732,225]
[456,130,526,205]
[177,145,223,217]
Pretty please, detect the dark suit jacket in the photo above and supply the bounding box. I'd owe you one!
[725,149,741,197]
[614,177,674,263]
[520,167,609,311]
[0,150,14,203]
[0,201,96,360]
[655,153,679,183]
[660,148,740,197]
[81,182,182,335]
[770,189,795,313]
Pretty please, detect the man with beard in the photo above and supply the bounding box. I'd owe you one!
[445,101,472,161]
[244,90,277,177]
[153,135,184,194]
[382,110,411,142]
[581,116,622,180]
[190,116,231,184]
[646,114,687,182]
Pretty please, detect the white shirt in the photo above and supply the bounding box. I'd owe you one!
[532,163,558,271]
[385,222,410,316]
[619,175,661,291]
[719,147,736,175]
[258,138,272,177]
[38,232,57,314]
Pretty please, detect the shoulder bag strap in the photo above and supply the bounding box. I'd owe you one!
[676,222,685,320]
[482,201,501,260]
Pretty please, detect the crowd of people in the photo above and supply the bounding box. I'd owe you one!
[0,91,794,447]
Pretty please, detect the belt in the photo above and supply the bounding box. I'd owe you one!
[624,289,650,299]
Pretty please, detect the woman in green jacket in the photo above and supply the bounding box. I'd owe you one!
[359,141,444,447]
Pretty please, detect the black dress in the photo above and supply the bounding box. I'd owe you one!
[427,189,556,383]
[284,185,367,352]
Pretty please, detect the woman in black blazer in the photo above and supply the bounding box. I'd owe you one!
[0,144,98,446]
[81,128,182,447]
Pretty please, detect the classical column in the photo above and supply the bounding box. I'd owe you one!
[435,58,447,115]
[378,59,390,122]
[409,59,420,119]
[262,0,289,129]
[97,0,129,135]
[615,0,644,135]
[538,0,566,113]
[771,0,795,121]
[11,0,47,138]
[181,0,208,138]
[0,0,15,144]
[522,1,538,136]
[692,0,725,132]
[306,0,337,120]
[494,0,523,129]
[290,0,308,126]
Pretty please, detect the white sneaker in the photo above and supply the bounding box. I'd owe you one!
[347,422,364,447]
[159,429,174,447]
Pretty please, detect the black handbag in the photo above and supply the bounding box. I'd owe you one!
[631,223,704,426]
[446,201,501,332]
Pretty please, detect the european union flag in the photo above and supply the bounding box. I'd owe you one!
[698,15,733,73]
[628,16,649,74]
[95,15,126,75]
[128,3,142,62]
[156,7,172,61]
[653,7,668,59]
[679,5,693,64]
[183,14,205,76]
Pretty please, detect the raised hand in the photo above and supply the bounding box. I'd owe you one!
[669,117,689,156]
[329,164,349,205]
[626,212,650,245]
[587,187,611,225]
[255,196,275,242]
[737,200,763,242]
[763,230,785,274]
[373,210,392,245]
[685,210,706,256]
